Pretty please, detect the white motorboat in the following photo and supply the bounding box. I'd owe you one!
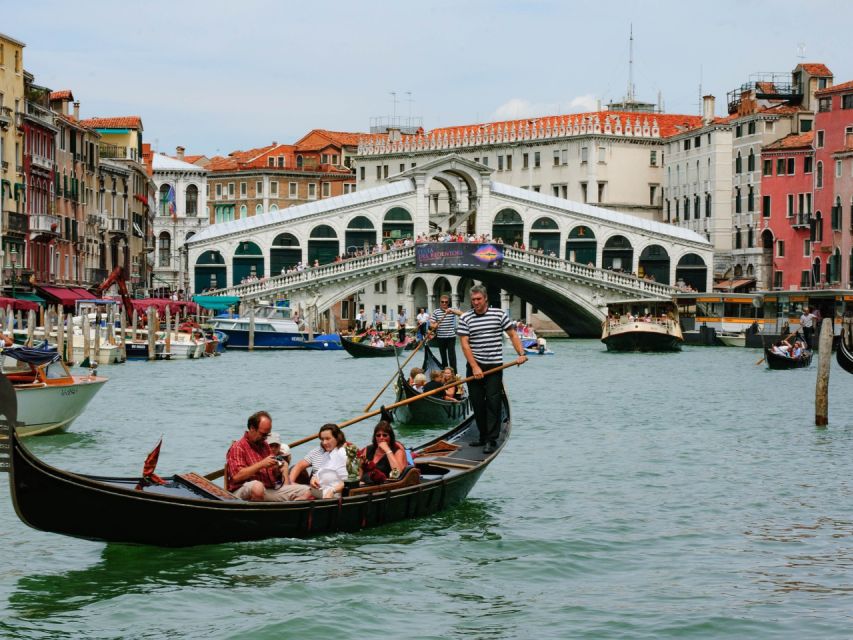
[716,331,746,347]
[2,345,107,437]
[209,304,309,349]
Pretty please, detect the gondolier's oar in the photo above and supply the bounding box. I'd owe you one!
[755,330,800,365]
[204,360,521,482]
[362,310,454,412]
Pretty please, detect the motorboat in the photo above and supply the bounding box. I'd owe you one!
[209,305,309,349]
[716,331,746,348]
[601,299,683,352]
[1,345,107,437]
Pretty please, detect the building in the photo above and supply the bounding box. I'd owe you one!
[759,132,813,290]
[205,130,358,225]
[151,148,208,294]
[79,115,155,295]
[813,79,853,287]
[0,31,26,292]
[354,111,703,223]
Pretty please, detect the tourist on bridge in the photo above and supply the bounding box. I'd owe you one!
[458,285,527,454]
[430,295,463,372]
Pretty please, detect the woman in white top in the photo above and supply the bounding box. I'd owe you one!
[290,423,348,498]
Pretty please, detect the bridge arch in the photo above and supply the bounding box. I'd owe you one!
[638,244,670,284]
[195,249,225,293]
[529,216,560,255]
[675,253,708,291]
[565,225,597,265]
[233,240,264,284]
[602,234,633,272]
[271,232,302,274]
[382,207,414,243]
[345,215,377,255]
[409,276,429,310]
[492,208,523,245]
[308,224,340,265]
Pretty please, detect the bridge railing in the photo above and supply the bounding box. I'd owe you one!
[502,247,677,297]
[205,246,417,299]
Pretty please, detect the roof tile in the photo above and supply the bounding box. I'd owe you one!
[78,116,143,129]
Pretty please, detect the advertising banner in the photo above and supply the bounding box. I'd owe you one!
[415,243,504,269]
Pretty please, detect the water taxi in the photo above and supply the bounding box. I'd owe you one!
[209,304,308,349]
[601,299,683,352]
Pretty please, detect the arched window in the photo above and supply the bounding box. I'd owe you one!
[239,204,247,218]
[308,224,339,265]
[382,207,413,241]
[186,184,198,216]
[270,204,278,212]
[747,149,755,172]
[159,183,171,217]
[492,208,523,245]
[255,204,263,215]
[158,232,171,267]
[529,217,560,255]
[345,216,376,254]
[735,152,742,174]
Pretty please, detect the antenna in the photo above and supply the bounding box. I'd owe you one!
[796,42,806,59]
[406,91,413,122]
[390,91,398,119]
[627,24,635,104]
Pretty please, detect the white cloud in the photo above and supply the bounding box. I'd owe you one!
[491,94,600,121]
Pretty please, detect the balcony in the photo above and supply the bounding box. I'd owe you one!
[99,144,138,161]
[85,267,108,285]
[110,216,128,234]
[3,211,27,235]
[30,154,52,171]
[29,213,61,237]
[791,212,810,229]
[24,101,55,128]
[0,106,11,129]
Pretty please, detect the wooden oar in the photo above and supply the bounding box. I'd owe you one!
[755,330,800,365]
[204,360,520,481]
[362,310,454,412]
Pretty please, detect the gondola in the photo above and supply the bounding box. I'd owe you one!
[339,334,399,358]
[764,347,813,370]
[0,374,510,547]
[393,344,472,426]
[837,327,853,374]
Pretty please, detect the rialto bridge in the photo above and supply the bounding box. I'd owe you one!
[186,156,713,337]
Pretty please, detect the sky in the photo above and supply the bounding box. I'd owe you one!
[6,0,853,157]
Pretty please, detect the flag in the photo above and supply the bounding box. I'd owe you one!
[167,184,177,221]
[135,437,167,489]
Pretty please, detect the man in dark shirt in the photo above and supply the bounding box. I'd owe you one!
[421,370,444,393]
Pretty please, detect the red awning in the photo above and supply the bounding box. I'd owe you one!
[0,297,38,312]
[70,287,97,300]
[39,286,88,306]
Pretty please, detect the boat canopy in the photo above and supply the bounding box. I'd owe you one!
[192,295,240,311]
[1,345,61,366]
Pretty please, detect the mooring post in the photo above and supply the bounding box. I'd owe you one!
[815,317,833,426]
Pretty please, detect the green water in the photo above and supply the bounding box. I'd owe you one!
[1,342,853,639]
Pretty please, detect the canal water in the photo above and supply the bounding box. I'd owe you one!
[1,341,853,639]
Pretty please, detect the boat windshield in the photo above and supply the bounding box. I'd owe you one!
[260,306,293,320]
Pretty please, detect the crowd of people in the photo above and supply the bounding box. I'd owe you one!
[770,335,810,359]
[406,366,466,402]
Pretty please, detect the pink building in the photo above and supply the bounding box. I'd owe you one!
[760,132,814,289]
[814,80,853,287]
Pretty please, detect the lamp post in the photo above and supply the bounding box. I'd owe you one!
[10,246,18,300]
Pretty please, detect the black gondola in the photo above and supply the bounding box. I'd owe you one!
[393,345,472,426]
[764,347,813,369]
[339,334,399,358]
[0,374,510,547]
[837,327,853,374]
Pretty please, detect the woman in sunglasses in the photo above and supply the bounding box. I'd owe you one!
[359,420,408,483]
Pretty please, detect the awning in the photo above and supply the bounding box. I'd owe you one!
[13,291,45,304]
[70,287,97,300]
[38,286,88,306]
[193,295,240,311]
[0,296,39,312]
[713,278,756,292]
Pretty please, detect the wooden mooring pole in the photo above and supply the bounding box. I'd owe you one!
[815,317,833,426]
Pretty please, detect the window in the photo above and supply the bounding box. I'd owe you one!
[376,166,381,180]
[215,183,222,198]
[343,183,356,194]
[763,159,773,176]
[321,154,329,164]
[787,194,794,217]
[776,158,785,175]
[580,182,588,203]
[836,160,843,178]
[694,136,701,148]
[650,150,657,166]
[804,240,811,257]
[552,185,560,197]
[649,185,657,206]
[705,193,712,217]
[534,152,541,168]
[498,155,505,171]
[532,186,540,193]
[278,156,285,167]
[748,149,755,172]
[553,150,560,166]
[817,131,825,147]
[774,271,783,289]
[270,181,278,196]
[383,165,388,179]
[597,183,605,202]
[322,182,330,197]
[399,163,405,173]
[735,124,742,137]
[735,187,741,213]
[747,226,754,248]
[787,158,795,175]
[748,121,756,135]
[522,153,529,169]
[735,227,742,248]
[268,157,275,167]
[289,182,298,198]
[332,154,338,164]
[597,147,605,164]
[832,198,842,230]
[186,184,198,216]
[227,183,235,197]
[481,156,489,167]
[684,139,691,151]
[843,94,853,109]
[506,155,513,170]
[818,97,832,112]
[747,186,754,212]
[580,147,588,163]
[816,161,823,188]
[800,119,812,132]
[240,182,247,198]
[736,152,742,174]
[308,183,317,199]
[763,195,771,218]
[804,156,813,173]
[256,180,263,195]
[360,166,365,181]
[806,193,812,214]
[776,240,785,257]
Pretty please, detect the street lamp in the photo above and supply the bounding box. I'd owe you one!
[9,246,18,300]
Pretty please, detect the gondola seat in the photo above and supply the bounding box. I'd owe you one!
[348,466,421,496]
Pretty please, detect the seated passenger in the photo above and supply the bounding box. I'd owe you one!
[441,367,461,401]
[407,366,424,386]
[289,423,348,499]
[359,420,407,483]
[422,369,443,393]
[411,373,427,392]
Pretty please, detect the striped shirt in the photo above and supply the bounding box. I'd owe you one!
[431,308,458,338]
[457,307,512,364]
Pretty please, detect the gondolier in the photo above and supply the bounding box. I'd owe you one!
[457,285,527,454]
[430,295,463,372]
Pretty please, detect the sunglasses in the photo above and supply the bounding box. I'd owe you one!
[375,433,391,439]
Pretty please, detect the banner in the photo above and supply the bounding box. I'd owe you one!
[415,243,504,269]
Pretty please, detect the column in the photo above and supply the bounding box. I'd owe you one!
[500,290,511,311]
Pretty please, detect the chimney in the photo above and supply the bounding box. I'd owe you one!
[176,146,185,160]
[73,101,80,120]
[387,127,401,143]
[702,95,715,125]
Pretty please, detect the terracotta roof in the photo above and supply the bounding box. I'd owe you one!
[49,89,74,101]
[763,131,814,151]
[815,79,853,96]
[182,154,206,164]
[294,129,365,151]
[799,63,832,77]
[78,116,143,129]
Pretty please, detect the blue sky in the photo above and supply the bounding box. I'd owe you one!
[7,0,852,156]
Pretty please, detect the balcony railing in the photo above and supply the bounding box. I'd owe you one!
[110,217,128,233]
[791,212,811,229]
[85,267,108,285]
[29,213,61,236]
[4,211,27,234]
[0,106,10,129]
[24,101,55,128]
[30,154,52,171]
[99,144,138,161]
